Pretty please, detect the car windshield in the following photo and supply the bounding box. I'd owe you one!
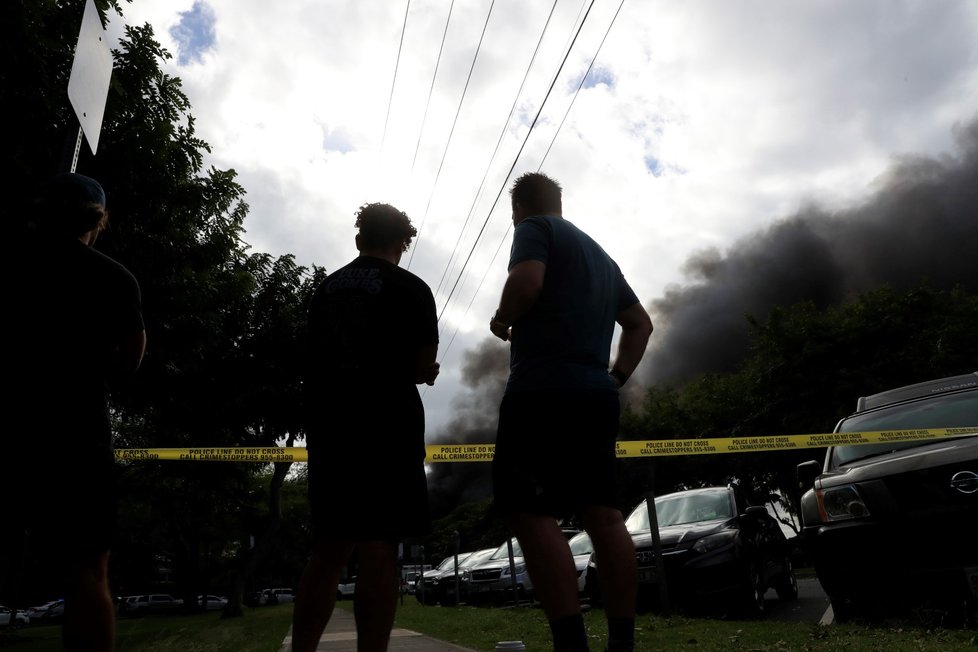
[462,549,494,568]
[832,391,978,466]
[490,538,523,560]
[568,532,593,556]
[435,556,457,571]
[625,489,733,532]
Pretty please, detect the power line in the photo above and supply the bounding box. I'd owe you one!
[539,0,626,167]
[435,0,598,326]
[381,0,412,154]
[431,0,561,303]
[411,0,456,174]
[408,0,497,269]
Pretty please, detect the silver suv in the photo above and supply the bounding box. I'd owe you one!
[797,372,978,623]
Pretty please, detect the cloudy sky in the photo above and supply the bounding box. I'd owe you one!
[105,0,978,442]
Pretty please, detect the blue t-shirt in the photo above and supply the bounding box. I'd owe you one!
[505,215,639,394]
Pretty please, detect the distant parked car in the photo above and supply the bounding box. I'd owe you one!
[567,531,594,595]
[587,485,797,618]
[415,552,474,605]
[26,599,64,622]
[0,605,30,625]
[119,594,183,614]
[197,594,228,611]
[253,588,295,605]
[336,577,357,600]
[463,538,535,605]
[797,372,978,623]
[441,548,496,606]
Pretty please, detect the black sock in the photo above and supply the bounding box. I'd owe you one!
[606,617,634,652]
[549,613,590,652]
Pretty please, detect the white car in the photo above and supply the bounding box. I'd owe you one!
[264,588,295,604]
[463,538,534,605]
[567,531,594,595]
[26,599,64,622]
[197,594,228,611]
[0,605,29,625]
[336,577,356,600]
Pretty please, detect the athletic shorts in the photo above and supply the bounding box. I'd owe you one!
[305,395,431,542]
[0,448,117,560]
[492,388,621,519]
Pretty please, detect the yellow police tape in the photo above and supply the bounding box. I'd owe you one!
[114,427,976,463]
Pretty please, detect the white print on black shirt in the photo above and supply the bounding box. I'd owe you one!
[325,267,383,294]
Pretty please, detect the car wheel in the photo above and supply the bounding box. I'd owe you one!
[739,563,766,619]
[775,560,799,601]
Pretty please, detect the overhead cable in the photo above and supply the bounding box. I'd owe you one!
[408,0,497,269]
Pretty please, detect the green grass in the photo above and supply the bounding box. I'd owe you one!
[0,604,293,652]
[3,600,974,652]
[386,600,978,652]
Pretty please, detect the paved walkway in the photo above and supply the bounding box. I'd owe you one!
[278,606,480,651]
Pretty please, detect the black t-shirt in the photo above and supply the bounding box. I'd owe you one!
[9,227,144,452]
[305,255,438,449]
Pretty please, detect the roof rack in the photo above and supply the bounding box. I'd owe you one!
[856,372,978,412]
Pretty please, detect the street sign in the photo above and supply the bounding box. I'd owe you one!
[66,0,112,156]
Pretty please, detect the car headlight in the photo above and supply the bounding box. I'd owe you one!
[502,564,526,577]
[816,485,870,521]
[691,529,738,553]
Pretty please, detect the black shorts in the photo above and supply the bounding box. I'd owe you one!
[492,389,621,519]
[0,448,117,560]
[306,395,431,542]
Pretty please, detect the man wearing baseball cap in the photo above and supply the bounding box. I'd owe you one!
[3,172,146,651]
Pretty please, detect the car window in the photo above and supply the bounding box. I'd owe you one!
[436,556,456,571]
[626,490,733,532]
[568,532,593,555]
[832,391,977,466]
[489,538,523,560]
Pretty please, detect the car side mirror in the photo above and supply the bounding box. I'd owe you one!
[796,460,821,488]
[745,505,768,519]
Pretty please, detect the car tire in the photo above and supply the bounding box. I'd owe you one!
[738,563,766,619]
[775,560,799,601]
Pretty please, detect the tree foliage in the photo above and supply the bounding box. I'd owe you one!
[3,0,324,608]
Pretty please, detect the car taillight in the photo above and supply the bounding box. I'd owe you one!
[816,485,870,522]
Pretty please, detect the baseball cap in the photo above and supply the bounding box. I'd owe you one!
[42,172,107,208]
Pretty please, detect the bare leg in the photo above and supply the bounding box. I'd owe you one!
[509,513,581,620]
[292,538,355,652]
[62,550,115,652]
[581,504,636,619]
[352,541,400,652]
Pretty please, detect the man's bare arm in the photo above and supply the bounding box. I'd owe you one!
[113,330,147,375]
[489,260,546,341]
[609,302,653,386]
[415,343,440,386]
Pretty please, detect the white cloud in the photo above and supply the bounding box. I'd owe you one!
[111,0,978,439]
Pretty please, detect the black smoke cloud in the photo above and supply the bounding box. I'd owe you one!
[429,115,978,514]
[641,115,978,386]
[427,338,509,518]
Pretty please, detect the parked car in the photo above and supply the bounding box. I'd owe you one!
[463,538,535,605]
[0,605,29,625]
[197,594,228,611]
[118,594,183,614]
[568,531,594,595]
[587,485,797,618]
[797,372,978,623]
[25,599,64,622]
[336,577,357,600]
[441,547,497,606]
[415,552,474,605]
[257,588,295,604]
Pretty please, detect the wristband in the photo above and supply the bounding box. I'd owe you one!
[609,368,628,386]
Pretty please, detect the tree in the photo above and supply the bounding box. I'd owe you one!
[3,1,322,610]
